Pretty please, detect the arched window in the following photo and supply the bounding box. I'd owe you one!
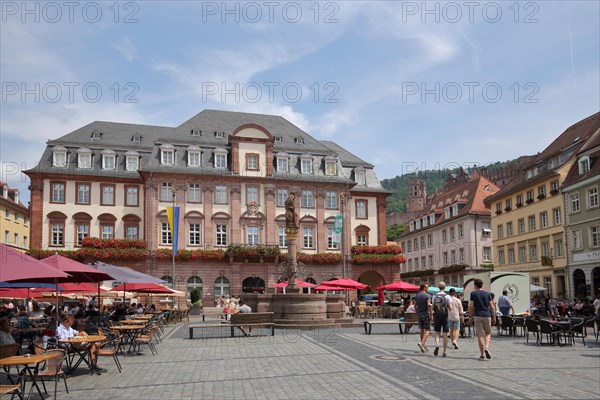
[242,276,265,293]
[160,275,173,289]
[214,276,230,300]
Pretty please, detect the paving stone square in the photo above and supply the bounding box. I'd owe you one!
[46,317,600,399]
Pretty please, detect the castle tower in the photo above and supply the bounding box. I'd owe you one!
[407,178,426,213]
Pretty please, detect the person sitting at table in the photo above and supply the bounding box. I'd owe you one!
[29,303,45,319]
[55,314,100,370]
[0,317,16,345]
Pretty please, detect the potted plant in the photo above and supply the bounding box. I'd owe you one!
[189,288,203,315]
[504,206,512,212]
[526,198,534,204]
[516,202,523,208]
[495,210,503,215]
[550,189,559,196]
[537,194,546,200]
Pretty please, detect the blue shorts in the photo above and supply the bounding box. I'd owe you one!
[447,320,460,330]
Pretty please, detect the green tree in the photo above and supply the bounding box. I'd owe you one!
[387,224,407,241]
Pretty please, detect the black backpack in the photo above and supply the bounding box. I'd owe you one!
[433,293,448,319]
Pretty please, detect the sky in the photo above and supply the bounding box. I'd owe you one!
[1,1,599,205]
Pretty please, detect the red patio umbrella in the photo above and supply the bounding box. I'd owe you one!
[376,281,420,292]
[313,285,348,291]
[0,244,70,283]
[41,254,114,282]
[111,282,175,294]
[321,278,370,290]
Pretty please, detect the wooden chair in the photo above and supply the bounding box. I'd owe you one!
[0,384,23,399]
[36,349,68,400]
[0,344,20,359]
[96,335,123,373]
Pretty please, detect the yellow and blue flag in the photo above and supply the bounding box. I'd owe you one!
[166,206,180,256]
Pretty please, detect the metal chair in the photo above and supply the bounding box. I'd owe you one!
[499,316,514,336]
[35,349,68,400]
[569,320,587,346]
[96,336,123,373]
[538,320,562,345]
[524,318,540,344]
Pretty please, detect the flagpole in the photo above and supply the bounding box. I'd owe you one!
[171,186,176,309]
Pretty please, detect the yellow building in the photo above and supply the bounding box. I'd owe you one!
[485,112,599,298]
[0,182,30,251]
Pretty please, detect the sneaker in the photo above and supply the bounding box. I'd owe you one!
[484,348,491,359]
[479,355,485,360]
[452,342,459,350]
[433,347,439,356]
[442,353,447,357]
[418,343,425,353]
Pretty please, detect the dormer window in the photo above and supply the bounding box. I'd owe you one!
[295,137,305,144]
[77,147,92,169]
[187,145,201,167]
[215,131,226,139]
[132,134,142,143]
[160,144,175,166]
[579,157,590,174]
[275,136,283,143]
[300,154,314,174]
[354,167,366,185]
[52,146,68,168]
[191,129,201,136]
[324,156,337,176]
[276,152,289,173]
[214,147,227,169]
[101,149,116,170]
[91,130,102,140]
[125,150,140,171]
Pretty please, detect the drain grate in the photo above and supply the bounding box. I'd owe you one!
[372,354,405,361]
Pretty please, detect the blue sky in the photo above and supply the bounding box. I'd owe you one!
[1,1,599,204]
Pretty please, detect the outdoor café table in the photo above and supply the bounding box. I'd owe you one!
[0,352,60,399]
[120,319,147,325]
[131,315,153,320]
[59,334,106,374]
[109,325,145,354]
[549,320,572,345]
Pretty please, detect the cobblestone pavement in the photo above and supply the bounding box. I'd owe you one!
[50,317,599,399]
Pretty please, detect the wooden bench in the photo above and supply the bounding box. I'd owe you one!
[199,308,228,321]
[363,313,418,335]
[188,312,275,339]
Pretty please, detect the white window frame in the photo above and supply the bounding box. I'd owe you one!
[78,153,92,169]
[160,182,173,202]
[572,229,582,250]
[51,223,64,246]
[277,189,288,207]
[278,226,287,248]
[77,184,90,204]
[126,186,138,206]
[588,187,598,209]
[50,182,63,203]
[189,223,201,245]
[187,183,201,203]
[101,225,114,239]
[555,239,564,257]
[188,151,201,167]
[540,212,548,229]
[553,208,561,225]
[590,226,600,248]
[125,225,138,240]
[571,193,580,213]
[529,244,537,261]
[126,155,139,171]
[326,191,337,209]
[528,215,536,231]
[215,185,228,204]
[247,226,259,245]
[301,158,313,174]
[216,224,227,246]
[277,157,289,173]
[303,227,314,248]
[246,186,259,205]
[215,153,227,169]
[53,150,67,168]
[102,154,116,170]
[161,222,172,245]
[302,190,314,208]
[161,149,175,165]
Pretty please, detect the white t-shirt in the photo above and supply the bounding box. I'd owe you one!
[448,296,463,321]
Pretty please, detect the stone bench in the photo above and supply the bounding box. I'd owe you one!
[199,308,228,321]
[363,313,418,335]
[189,312,275,339]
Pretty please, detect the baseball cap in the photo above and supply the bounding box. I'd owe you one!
[448,288,456,293]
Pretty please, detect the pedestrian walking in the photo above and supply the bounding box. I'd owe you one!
[469,278,496,360]
[448,288,464,349]
[414,283,432,353]
[432,282,452,357]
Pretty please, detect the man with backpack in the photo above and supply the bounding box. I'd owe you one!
[432,282,452,357]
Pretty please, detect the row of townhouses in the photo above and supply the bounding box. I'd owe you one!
[24,110,394,302]
[396,112,600,300]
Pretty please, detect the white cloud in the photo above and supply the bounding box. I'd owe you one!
[113,37,138,62]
